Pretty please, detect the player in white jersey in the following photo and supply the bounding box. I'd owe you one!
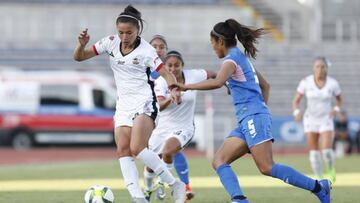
[292,57,343,183]
[73,5,186,203]
[143,50,217,201]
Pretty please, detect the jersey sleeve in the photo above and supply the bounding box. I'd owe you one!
[192,69,208,83]
[332,79,342,96]
[92,36,112,55]
[154,77,168,97]
[296,78,306,94]
[144,47,164,72]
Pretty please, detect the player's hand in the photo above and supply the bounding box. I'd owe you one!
[78,28,90,46]
[173,83,188,92]
[170,88,182,105]
[329,110,337,118]
[294,112,302,122]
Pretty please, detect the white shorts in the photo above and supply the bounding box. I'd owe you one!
[149,129,194,154]
[303,116,334,133]
[113,100,159,128]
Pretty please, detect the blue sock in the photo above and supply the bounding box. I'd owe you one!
[271,163,316,191]
[173,152,189,184]
[216,164,244,200]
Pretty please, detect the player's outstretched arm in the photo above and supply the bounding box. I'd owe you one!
[205,70,217,79]
[179,61,235,91]
[158,67,182,104]
[74,28,97,61]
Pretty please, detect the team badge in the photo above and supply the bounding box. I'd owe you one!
[109,36,114,40]
[132,57,140,65]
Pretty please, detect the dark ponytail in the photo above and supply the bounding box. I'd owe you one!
[116,5,144,34]
[211,19,266,59]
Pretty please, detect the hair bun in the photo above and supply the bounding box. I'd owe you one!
[123,5,141,19]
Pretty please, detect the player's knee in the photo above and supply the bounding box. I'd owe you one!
[212,157,225,170]
[162,150,173,164]
[116,147,131,158]
[162,144,179,159]
[129,145,144,157]
[162,147,173,158]
[258,164,272,176]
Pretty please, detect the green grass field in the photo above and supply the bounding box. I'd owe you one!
[0,154,359,203]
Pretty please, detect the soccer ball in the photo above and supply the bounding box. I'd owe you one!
[84,185,115,203]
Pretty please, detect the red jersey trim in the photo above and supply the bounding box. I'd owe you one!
[92,45,99,55]
[155,63,164,72]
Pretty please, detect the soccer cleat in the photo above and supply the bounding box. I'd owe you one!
[170,180,186,203]
[132,197,149,203]
[314,179,331,203]
[143,190,152,202]
[154,182,166,200]
[185,184,195,200]
[326,167,336,184]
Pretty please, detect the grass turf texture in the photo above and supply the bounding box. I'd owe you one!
[0,155,359,202]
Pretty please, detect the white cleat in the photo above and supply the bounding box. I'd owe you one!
[170,180,186,203]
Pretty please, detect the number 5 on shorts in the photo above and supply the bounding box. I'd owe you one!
[247,119,257,138]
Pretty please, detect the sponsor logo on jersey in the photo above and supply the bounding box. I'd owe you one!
[117,60,125,65]
[132,57,140,65]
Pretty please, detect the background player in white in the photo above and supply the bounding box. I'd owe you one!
[292,57,342,183]
[143,50,217,201]
[73,5,186,203]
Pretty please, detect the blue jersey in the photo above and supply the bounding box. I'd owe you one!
[224,47,270,123]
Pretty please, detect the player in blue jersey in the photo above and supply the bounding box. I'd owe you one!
[175,19,331,203]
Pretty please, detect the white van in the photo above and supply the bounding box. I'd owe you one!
[0,70,117,150]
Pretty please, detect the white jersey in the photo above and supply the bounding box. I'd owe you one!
[93,35,163,111]
[153,69,207,136]
[297,75,341,120]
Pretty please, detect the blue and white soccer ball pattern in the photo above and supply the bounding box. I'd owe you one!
[84,185,115,203]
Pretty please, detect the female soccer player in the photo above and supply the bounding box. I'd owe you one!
[144,35,198,201]
[174,19,331,203]
[144,49,217,201]
[293,57,342,183]
[73,5,186,203]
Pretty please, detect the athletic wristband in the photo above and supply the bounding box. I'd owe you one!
[333,106,341,112]
[293,109,300,117]
[168,84,177,91]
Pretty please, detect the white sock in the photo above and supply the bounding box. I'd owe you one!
[137,148,176,185]
[157,162,173,184]
[322,148,335,170]
[309,150,323,178]
[165,162,173,171]
[119,157,144,198]
[143,167,156,191]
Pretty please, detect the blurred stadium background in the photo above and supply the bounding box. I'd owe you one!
[0,0,359,202]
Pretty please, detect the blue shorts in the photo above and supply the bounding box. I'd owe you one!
[228,113,274,149]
